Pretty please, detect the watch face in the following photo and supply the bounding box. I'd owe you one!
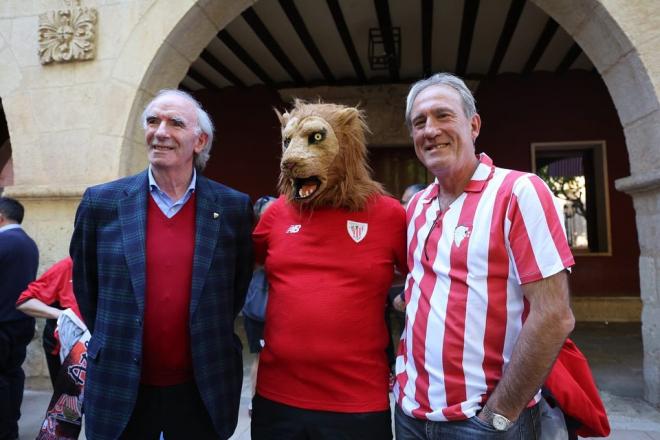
[492,414,509,431]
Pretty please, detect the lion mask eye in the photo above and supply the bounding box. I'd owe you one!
[283,137,291,149]
[308,130,325,144]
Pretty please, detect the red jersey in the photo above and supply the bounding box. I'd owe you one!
[253,194,406,412]
[17,257,81,320]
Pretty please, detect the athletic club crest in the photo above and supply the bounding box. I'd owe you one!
[347,220,368,243]
[454,225,471,247]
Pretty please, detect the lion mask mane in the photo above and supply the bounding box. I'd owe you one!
[276,99,384,211]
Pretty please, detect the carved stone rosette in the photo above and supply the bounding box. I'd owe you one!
[38,7,97,65]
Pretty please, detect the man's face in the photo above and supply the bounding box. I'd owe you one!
[144,94,206,173]
[410,84,481,178]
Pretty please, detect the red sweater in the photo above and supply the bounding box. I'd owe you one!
[142,194,196,386]
[253,195,407,412]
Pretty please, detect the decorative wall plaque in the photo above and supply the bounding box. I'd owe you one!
[38,3,97,65]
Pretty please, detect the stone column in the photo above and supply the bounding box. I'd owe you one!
[616,172,660,406]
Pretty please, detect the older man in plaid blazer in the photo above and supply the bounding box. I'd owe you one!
[70,89,253,440]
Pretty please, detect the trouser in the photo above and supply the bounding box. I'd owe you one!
[0,319,35,440]
[251,394,392,440]
[120,381,219,440]
[43,319,61,388]
[395,403,541,439]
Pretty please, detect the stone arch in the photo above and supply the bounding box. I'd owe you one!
[530,0,660,406]
[108,0,254,177]
[117,0,660,404]
[0,30,29,192]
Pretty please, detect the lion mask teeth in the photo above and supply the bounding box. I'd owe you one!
[294,177,321,200]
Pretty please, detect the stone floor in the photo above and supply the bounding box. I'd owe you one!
[18,322,660,439]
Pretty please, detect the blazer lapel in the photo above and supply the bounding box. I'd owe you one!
[190,176,222,317]
[118,171,148,317]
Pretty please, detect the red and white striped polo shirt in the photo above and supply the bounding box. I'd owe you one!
[394,153,574,421]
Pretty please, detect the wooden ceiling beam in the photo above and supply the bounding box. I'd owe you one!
[186,67,219,91]
[421,0,433,77]
[557,42,582,74]
[242,7,305,86]
[217,30,274,86]
[279,0,335,84]
[456,0,480,76]
[373,0,400,82]
[522,17,558,75]
[487,0,526,77]
[326,0,366,83]
[199,49,246,88]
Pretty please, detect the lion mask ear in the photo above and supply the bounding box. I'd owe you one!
[274,107,289,126]
[335,107,369,137]
[336,107,359,127]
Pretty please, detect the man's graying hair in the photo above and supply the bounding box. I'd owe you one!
[405,73,477,132]
[142,89,215,171]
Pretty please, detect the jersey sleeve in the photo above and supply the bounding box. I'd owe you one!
[16,258,71,306]
[506,174,575,285]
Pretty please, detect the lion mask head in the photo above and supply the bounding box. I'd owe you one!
[276,100,383,211]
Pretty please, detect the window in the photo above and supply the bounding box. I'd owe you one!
[532,141,611,255]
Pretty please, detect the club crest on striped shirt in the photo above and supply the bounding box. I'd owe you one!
[454,225,471,247]
[347,220,368,243]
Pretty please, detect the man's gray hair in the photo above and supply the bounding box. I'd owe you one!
[142,89,215,171]
[405,73,477,131]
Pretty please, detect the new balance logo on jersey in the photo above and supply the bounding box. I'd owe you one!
[454,225,471,247]
[347,221,368,243]
[286,224,301,234]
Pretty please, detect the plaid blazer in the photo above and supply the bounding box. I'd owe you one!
[70,170,253,440]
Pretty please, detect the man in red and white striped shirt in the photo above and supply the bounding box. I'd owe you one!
[394,73,575,439]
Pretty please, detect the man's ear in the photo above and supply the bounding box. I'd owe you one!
[470,113,481,142]
[194,132,208,154]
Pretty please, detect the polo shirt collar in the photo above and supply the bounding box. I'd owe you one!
[421,153,495,204]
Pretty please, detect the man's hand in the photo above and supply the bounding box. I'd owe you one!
[393,293,406,312]
[484,270,574,421]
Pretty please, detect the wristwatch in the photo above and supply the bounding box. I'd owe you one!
[479,405,513,431]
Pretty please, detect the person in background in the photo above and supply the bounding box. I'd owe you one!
[394,73,575,439]
[0,196,39,440]
[242,195,276,416]
[18,258,87,439]
[400,183,426,207]
[16,257,80,387]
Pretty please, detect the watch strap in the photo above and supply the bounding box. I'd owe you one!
[480,405,513,431]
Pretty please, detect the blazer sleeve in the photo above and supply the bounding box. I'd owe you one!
[233,195,254,317]
[70,188,99,334]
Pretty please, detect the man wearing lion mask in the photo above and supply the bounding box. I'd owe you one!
[251,100,407,439]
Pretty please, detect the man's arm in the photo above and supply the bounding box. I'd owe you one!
[480,270,574,421]
[70,189,99,333]
[16,298,62,319]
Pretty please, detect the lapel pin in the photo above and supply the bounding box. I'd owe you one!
[213,212,220,219]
